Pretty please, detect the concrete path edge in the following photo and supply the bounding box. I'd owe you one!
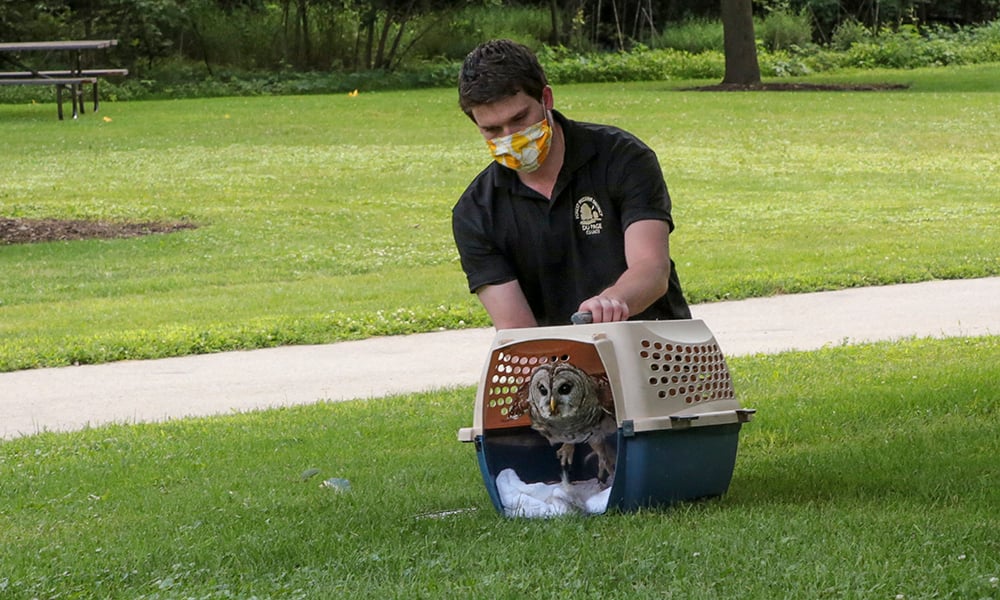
[2,277,997,439]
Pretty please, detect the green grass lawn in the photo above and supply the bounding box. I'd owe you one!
[1,64,997,371]
[1,64,998,598]
[1,336,997,598]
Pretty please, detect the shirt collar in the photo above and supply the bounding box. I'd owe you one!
[552,109,597,175]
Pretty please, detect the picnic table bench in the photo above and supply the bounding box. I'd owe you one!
[0,40,125,120]
[0,69,128,116]
[0,76,98,120]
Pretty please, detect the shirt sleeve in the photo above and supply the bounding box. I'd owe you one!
[613,137,674,232]
[452,194,517,294]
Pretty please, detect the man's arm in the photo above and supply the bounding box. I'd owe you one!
[476,280,539,330]
[577,219,672,323]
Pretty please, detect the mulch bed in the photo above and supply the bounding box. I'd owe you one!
[687,82,909,91]
[0,217,197,245]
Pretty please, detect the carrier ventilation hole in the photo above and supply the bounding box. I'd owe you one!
[639,340,734,404]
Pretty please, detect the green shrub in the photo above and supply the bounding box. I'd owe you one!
[412,5,552,61]
[956,39,1000,63]
[838,24,972,68]
[654,18,724,53]
[977,19,1000,42]
[188,3,292,69]
[538,46,725,83]
[759,50,813,77]
[831,19,873,51]
[756,8,814,51]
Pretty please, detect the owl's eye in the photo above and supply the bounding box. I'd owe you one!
[537,383,549,397]
[557,383,573,395]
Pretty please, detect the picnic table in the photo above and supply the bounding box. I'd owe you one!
[0,39,127,120]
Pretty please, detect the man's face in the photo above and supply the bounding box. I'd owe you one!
[471,89,550,142]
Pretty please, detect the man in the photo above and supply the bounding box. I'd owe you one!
[452,39,691,329]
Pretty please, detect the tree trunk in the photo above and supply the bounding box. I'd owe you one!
[375,14,391,68]
[548,0,561,45]
[364,14,375,69]
[720,0,761,85]
[282,0,291,61]
[298,0,311,67]
[610,0,625,51]
[384,1,414,71]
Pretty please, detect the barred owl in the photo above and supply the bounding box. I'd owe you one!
[514,362,617,483]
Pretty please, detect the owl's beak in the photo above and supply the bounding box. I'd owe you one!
[549,397,558,414]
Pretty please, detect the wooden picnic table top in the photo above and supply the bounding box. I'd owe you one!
[0,40,118,53]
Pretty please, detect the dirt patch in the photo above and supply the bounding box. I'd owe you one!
[687,82,909,92]
[0,217,197,245]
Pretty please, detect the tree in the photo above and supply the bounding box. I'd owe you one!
[353,0,445,71]
[720,0,761,85]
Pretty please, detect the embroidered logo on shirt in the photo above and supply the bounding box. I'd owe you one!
[575,196,604,236]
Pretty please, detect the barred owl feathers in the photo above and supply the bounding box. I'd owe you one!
[512,362,617,482]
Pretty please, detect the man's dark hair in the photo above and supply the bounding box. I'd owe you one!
[458,39,548,120]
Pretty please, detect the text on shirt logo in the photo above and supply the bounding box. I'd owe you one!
[574,196,604,236]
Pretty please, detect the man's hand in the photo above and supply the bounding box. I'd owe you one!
[577,295,629,323]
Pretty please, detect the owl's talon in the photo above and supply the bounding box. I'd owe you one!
[586,439,615,483]
[556,442,575,469]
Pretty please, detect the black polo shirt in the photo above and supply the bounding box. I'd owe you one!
[452,110,691,326]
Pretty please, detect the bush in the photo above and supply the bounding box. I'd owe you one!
[759,50,813,77]
[538,46,725,83]
[412,5,552,61]
[756,8,814,51]
[977,19,1000,42]
[841,24,951,68]
[831,19,873,51]
[654,18,724,53]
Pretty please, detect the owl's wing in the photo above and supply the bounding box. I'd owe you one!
[593,373,615,416]
[506,379,532,421]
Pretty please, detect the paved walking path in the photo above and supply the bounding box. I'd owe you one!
[2,278,997,440]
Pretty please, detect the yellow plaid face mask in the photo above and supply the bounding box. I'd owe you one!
[486,115,553,173]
